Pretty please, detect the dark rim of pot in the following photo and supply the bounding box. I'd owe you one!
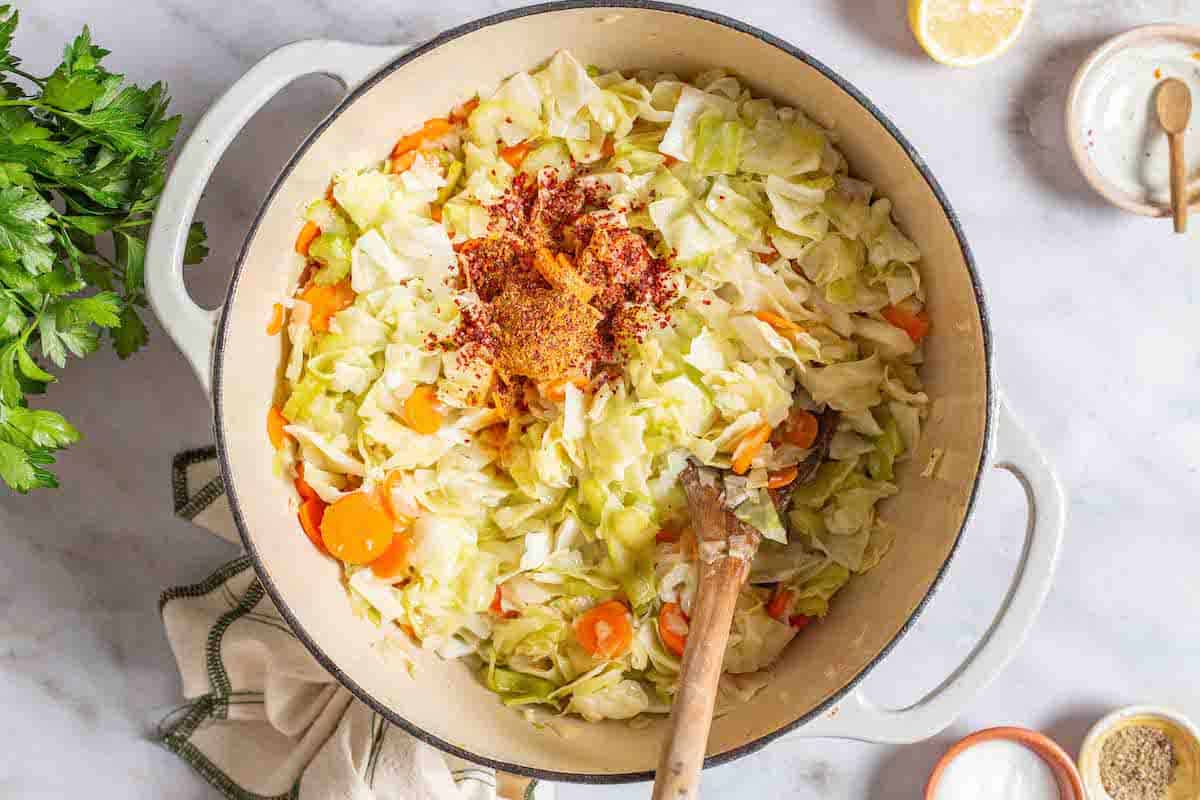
[211,0,995,784]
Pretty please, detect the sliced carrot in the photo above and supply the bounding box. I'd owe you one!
[294,464,320,502]
[789,614,812,630]
[450,97,480,123]
[266,303,285,335]
[392,117,453,157]
[300,280,356,333]
[500,140,533,169]
[377,470,403,522]
[370,531,413,579]
[403,385,443,435]
[541,374,589,403]
[767,466,799,489]
[389,150,418,174]
[782,408,819,449]
[731,423,772,475]
[294,221,320,256]
[320,492,395,565]
[601,134,615,158]
[531,247,596,304]
[881,304,931,343]
[430,203,443,222]
[489,586,519,619]
[573,600,633,659]
[658,602,689,657]
[755,249,780,264]
[767,589,792,622]
[298,498,328,554]
[755,310,803,334]
[267,406,289,449]
[663,155,679,167]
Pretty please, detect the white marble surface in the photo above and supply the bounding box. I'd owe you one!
[3,1,1200,797]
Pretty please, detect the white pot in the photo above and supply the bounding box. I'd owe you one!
[146,2,1065,782]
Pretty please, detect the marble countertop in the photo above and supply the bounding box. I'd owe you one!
[4,1,1200,797]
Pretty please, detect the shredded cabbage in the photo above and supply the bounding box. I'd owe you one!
[275,50,930,723]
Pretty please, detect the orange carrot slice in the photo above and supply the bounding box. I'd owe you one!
[267,406,289,449]
[266,303,285,335]
[881,304,931,343]
[320,492,394,565]
[658,602,689,657]
[294,464,320,502]
[389,150,417,174]
[430,203,443,222]
[298,498,328,554]
[377,470,418,523]
[782,408,819,449]
[450,97,480,123]
[489,586,519,619]
[300,280,356,333]
[500,140,533,169]
[755,310,803,334]
[541,374,588,403]
[392,118,453,157]
[294,221,320,256]
[766,589,792,622]
[530,247,596,304]
[767,466,799,489]
[573,600,633,659]
[731,423,772,475]
[403,386,443,435]
[370,531,413,579]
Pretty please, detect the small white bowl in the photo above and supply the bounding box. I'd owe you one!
[1078,705,1200,800]
[1066,24,1200,217]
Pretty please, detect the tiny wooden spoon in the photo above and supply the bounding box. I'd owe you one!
[1156,77,1192,234]
[652,463,762,800]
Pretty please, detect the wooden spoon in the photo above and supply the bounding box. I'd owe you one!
[1156,78,1192,234]
[652,463,762,800]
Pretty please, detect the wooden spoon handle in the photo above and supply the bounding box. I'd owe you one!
[1169,131,1188,234]
[651,557,747,800]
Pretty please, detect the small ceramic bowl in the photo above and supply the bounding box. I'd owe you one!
[1079,705,1200,800]
[925,727,1085,800]
[1066,23,1200,216]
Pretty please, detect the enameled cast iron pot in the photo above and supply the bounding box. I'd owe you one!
[146,2,1066,782]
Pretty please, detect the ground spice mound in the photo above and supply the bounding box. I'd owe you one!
[1100,725,1177,800]
[453,169,675,391]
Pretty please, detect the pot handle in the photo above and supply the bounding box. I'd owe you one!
[146,40,407,394]
[789,393,1065,743]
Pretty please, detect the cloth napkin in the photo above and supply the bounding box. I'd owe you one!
[158,447,553,800]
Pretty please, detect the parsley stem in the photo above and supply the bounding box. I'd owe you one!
[9,68,44,86]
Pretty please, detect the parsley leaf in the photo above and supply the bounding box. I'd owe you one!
[0,185,54,273]
[0,6,207,492]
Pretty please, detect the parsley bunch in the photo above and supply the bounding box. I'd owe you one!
[0,7,206,491]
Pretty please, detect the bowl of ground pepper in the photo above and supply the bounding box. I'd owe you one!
[1080,706,1200,800]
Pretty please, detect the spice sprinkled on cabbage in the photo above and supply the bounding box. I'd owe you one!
[269,50,930,721]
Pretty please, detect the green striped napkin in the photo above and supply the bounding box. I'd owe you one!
[159,447,551,800]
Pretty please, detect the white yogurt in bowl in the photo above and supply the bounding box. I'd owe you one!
[1068,26,1200,216]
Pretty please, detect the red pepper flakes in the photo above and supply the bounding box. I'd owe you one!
[449,168,677,386]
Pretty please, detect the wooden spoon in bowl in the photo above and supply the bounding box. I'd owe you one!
[651,463,762,800]
[1156,77,1192,234]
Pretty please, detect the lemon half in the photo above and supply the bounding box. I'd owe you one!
[908,0,1033,67]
